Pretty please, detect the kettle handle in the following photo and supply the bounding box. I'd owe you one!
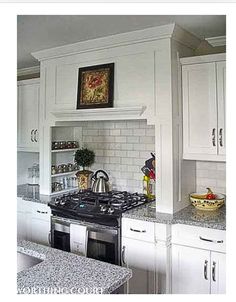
[92,170,109,181]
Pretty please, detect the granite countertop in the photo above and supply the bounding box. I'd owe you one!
[123,202,226,230]
[17,184,78,205]
[17,185,225,230]
[17,240,132,294]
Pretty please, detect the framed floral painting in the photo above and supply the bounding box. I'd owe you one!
[77,63,114,109]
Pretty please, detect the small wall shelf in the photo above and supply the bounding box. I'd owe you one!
[50,187,78,196]
[51,170,79,178]
[51,148,79,153]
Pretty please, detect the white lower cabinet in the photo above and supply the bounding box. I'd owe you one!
[172,245,211,294]
[17,199,51,246]
[30,213,51,246]
[121,218,170,294]
[171,224,226,294]
[122,237,156,294]
[210,251,226,294]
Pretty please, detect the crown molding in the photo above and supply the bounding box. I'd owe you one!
[180,53,226,65]
[17,66,40,76]
[206,36,226,47]
[32,23,201,62]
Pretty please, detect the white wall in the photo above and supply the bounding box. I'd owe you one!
[80,120,155,193]
[196,161,226,194]
[17,152,39,185]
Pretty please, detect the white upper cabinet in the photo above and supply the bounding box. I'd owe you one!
[216,61,226,156]
[181,54,226,161]
[17,79,40,152]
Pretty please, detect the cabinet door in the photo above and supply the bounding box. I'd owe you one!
[17,81,39,151]
[210,252,226,294]
[122,237,156,294]
[17,211,28,240]
[182,63,218,157]
[172,244,210,294]
[30,216,51,246]
[217,61,226,156]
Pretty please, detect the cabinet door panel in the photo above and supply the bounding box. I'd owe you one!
[18,82,39,151]
[30,217,51,246]
[17,212,28,240]
[182,63,217,156]
[172,245,210,294]
[217,61,226,155]
[211,252,226,294]
[122,237,156,294]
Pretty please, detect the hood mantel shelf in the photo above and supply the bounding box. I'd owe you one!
[51,106,147,122]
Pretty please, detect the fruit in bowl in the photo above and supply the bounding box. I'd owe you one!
[190,188,225,211]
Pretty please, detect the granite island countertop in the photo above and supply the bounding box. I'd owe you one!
[17,240,132,294]
[122,202,226,230]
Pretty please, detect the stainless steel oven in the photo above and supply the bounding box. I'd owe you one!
[51,216,120,265]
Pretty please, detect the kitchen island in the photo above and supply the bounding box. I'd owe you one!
[17,240,132,294]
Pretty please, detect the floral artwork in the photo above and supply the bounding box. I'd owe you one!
[77,63,114,109]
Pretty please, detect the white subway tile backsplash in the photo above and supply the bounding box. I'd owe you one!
[196,161,226,194]
[81,120,155,192]
[196,161,218,170]
[127,165,140,173]
[110,129,120,136]
[127,150,139,158]
[121,129,133,136]
[141,136,154,144]
[115,150,127,157]
[115,136,127,143]
[127,136,139,143]
[133,129,145,136]
[146,129,155,136]
[133,144,146,151]
[115,121,127,129]
[109,157,121,164]
[121,143,133,150]
[121,157,133,165]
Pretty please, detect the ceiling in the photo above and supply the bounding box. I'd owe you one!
[17,15,226,69]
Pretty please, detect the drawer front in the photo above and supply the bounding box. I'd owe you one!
[31,202,51,217]
[172,224,226,253]
[122,218,155,243]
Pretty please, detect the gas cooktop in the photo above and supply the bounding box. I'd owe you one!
[48,190,152,219]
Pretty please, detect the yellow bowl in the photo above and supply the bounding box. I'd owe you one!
[190,193,225,211]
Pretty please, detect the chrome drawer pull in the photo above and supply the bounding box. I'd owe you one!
[121,246,126,265]
[34,129,38,142]
[199,236,223,244]
[204,260,208,280]
[212,261,216,282]
[37,210,48,214]
[130,227,146,233]
[212,128,216,146]
[30,129,34,142]
[48,231,51,245]
[219,128,223,147]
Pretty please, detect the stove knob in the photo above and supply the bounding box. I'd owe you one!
[100,205,108,213]
[107,207,115,214]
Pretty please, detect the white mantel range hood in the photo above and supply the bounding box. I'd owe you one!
[51,106,147,122]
